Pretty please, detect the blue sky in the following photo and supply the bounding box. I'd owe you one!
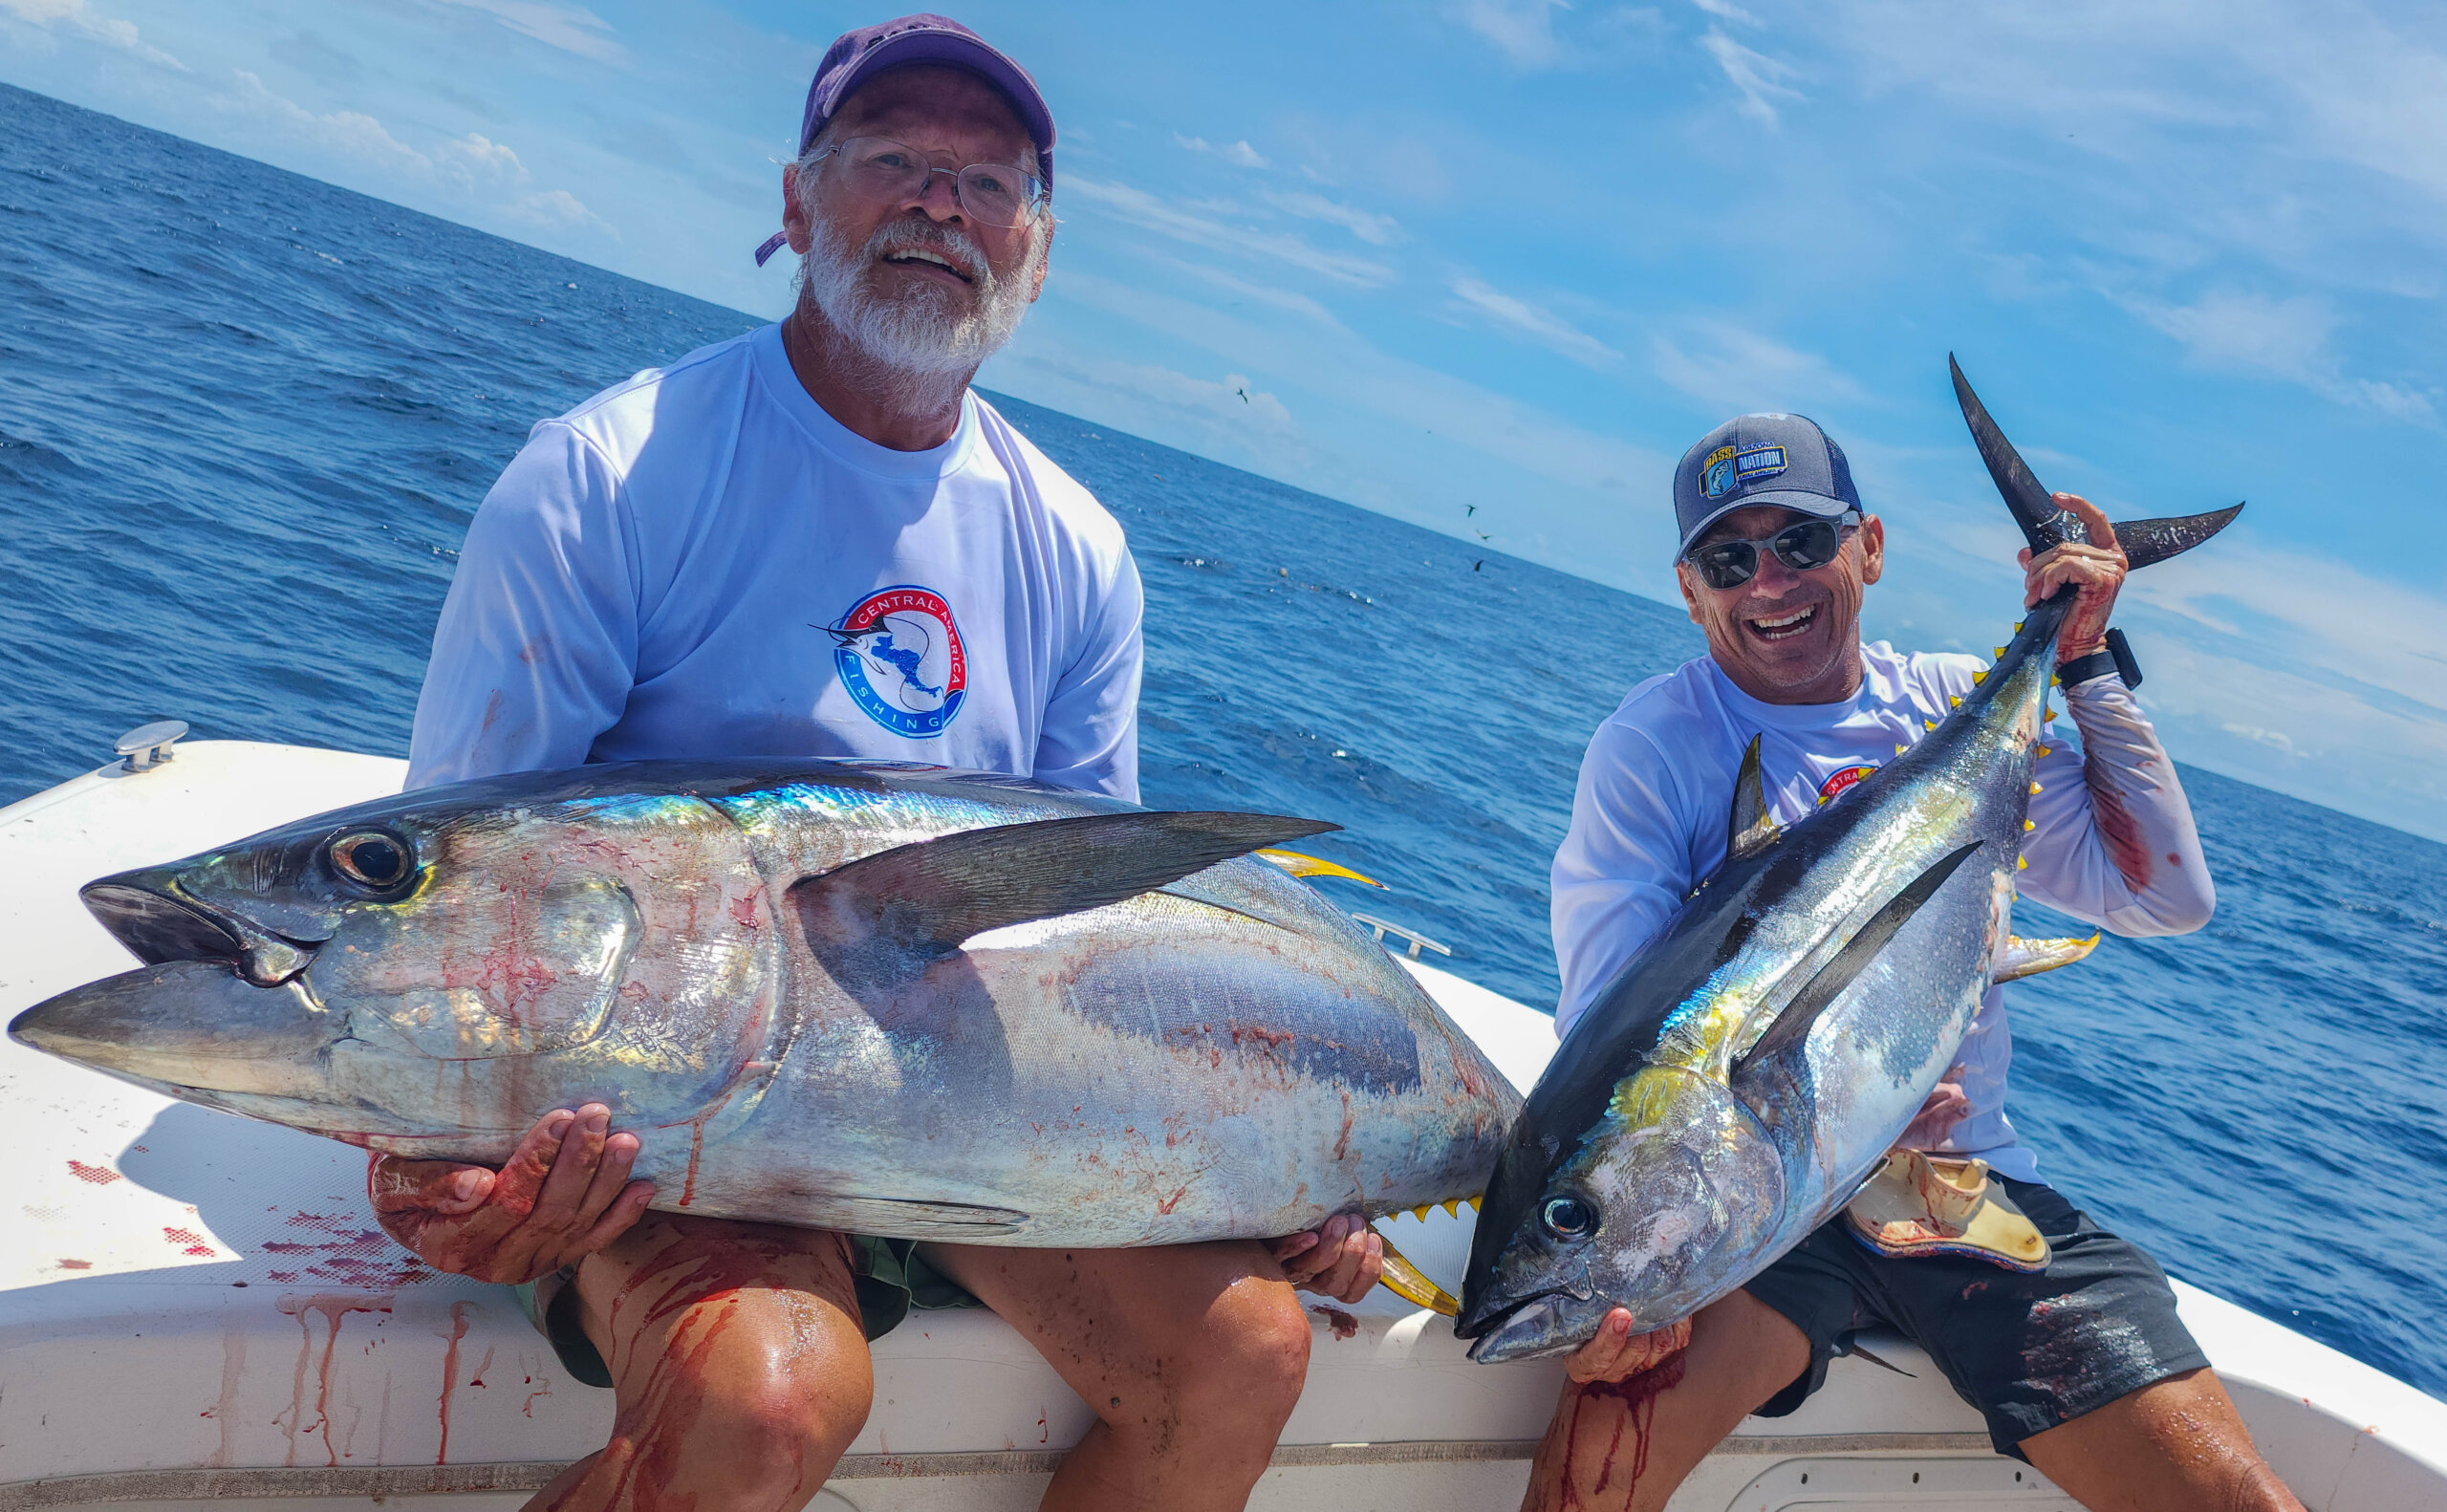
[7,0,2446,840]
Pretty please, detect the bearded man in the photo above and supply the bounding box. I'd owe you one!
[368,17,1380,1511]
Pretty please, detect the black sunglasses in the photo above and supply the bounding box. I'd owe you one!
[1684,515,1858,591]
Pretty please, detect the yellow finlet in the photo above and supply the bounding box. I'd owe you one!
[2044,706,2058,723]
[2030,781,2044,795]
[1949,695,1963,707]
[1895,744,1908,756]
[2050,673,2061,687]
[1468,1194,1483,1212]
[1994,647,2007,659]
[2017,853,2029,871]
[1923,719,1937,730]
[2014,619,2025,632]
[1441,1198,1461,1219]
[1973,671,1987,685]
[2036,745,2050,757]
[1258,850,1387,889]
[1410,1203,1431,1221]
[1374,1227,1460,1317]
[2024,819,2036,832]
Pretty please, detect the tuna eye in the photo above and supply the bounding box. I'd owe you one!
[329,830,415,893]
[1542,1196,1597,1241]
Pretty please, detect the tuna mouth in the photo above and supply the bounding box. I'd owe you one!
[80,876,317,986]
[1459,1291,1579,1363]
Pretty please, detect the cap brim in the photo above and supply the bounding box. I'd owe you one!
[819,31,1055,178]
[1677,490,1857,552]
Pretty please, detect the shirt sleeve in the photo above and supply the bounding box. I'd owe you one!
[1028,548,1144,803]
[404,422,641,790]
[1551,714,1703,1040]
[2018,672,2215,936]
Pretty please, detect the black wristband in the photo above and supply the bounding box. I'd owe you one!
[2057,627,2142,691]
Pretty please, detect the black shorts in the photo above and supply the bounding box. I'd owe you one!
[1743,1174,2211,1458]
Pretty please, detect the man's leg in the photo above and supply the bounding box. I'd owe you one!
[1523,1291,1809,1512]
[923,1240,1313,1512]
[2018,1369,2305,1512]
[525,1213,876,1512]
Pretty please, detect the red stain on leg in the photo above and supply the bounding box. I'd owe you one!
[1560,1351,1689,1510]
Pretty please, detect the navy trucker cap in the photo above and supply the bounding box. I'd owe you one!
[1671,412,1861,553]
[758,13,1054,267]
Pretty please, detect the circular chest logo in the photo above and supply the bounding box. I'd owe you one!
[824,585,967,738]
[1815,763,1878,807]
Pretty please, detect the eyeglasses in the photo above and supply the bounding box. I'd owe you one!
[811,135,1047,228]
[1683,515,1858,591]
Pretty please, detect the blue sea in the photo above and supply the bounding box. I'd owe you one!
[4,82,2442,1402]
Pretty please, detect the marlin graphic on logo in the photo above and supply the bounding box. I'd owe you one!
[824,616,942,700]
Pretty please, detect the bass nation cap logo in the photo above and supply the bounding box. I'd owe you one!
[824,585,967,738]
[1700,443,1791,501]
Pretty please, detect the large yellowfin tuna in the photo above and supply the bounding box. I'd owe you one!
[1456,359,2240,1361]
[11,764,1518,1247]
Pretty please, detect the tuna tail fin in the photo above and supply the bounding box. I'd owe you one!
[1953,354,2248,568]
[1733,842,1981,1074]
[1951,354,2085,555]
[791,810,1337,966]
[2112,504,2244,570]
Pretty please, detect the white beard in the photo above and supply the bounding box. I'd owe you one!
[799,214,1039,384]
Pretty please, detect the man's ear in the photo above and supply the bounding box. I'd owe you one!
[781,165,814,257]
[1857,514,1886,588]
[1675,560,1705,625]
[1027,219,1052,303]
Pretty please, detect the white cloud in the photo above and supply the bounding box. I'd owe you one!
[1259,188,1401,247]
[1449,0,1573,68]
[1650,321,1864,413]
[1174,134,1269,169]
[2123,290,2436,421]
[1692,0,1758,22]
[1449,275,1618,365]
[1061,175,1398,288]
[213,72,610,235]
[1699,29,1802,125]
[0,0,182,68]
[432,0,625,64]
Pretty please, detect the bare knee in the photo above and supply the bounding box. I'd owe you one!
[1180,1278,1312,1428]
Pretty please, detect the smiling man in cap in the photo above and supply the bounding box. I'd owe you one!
[1521,412,2303,1510]
[368,15,1379,1511]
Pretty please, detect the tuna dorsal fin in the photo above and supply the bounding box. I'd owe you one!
[1726,736,1782,864]
[2111,505,2244,571]
[1732,842,1981,1074]
[790,810,1337,969]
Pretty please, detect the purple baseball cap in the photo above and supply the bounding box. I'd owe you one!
[758,13,1054,266]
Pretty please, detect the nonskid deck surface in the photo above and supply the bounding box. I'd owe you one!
[2,744,2440,1511]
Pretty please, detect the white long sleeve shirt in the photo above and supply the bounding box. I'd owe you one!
[1549,641,2214,1181]
[406,323,1143,798]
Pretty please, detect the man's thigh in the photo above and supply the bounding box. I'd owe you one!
[573,1213,871,1393]
[920,1240,1295,1394]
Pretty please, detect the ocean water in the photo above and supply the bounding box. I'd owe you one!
[4,83,2442,1402]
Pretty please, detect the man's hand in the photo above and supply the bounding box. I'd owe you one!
[1265,1212,1385,1305]
[2019,492,2126,662]
[1566,1310,1692,1385]
[1895,1067,1972,1151]
[369,1104,654,1285]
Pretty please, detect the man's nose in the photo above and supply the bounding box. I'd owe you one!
[911,168,964,223]
[1749,547,1803,593]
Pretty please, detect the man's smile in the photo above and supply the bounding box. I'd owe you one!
[880,246,977,285]
[1745,603,1818,642]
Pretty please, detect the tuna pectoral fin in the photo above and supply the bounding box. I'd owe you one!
[790,1195,1029,1238]
[790,810,1336,961]
[1373,1225,1461,1316]
[1995,932,2101,983]
[1735,843,1982,1073]
[2111,505,2243,570]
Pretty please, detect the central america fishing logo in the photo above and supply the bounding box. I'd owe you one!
[823,585,967,738]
